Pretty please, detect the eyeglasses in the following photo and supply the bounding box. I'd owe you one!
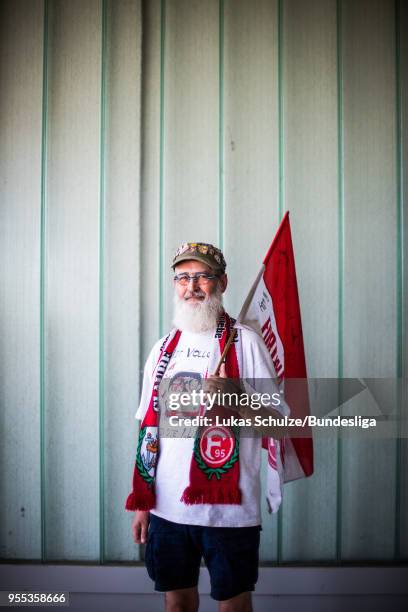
[173,272,220,286]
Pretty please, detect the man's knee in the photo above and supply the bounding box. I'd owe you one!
[165,587,199,612]
[218,591,252,612]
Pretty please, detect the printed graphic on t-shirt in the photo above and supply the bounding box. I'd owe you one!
[167,345,211,367]
[160,371,202,417]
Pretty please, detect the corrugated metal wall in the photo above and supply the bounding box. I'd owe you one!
[0,0,406,564]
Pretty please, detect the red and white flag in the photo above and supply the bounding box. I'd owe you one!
[237,211,313,512]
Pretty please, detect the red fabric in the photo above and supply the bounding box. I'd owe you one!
[125,330,182,511]
[261,212,313,477]
[181,313,242,505]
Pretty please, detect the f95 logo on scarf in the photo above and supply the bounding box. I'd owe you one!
[199,426,235,467]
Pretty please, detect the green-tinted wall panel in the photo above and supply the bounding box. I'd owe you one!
[341,0,398,560]
[140,0,161,359]
[0,0,44,559]
[162,0,220,332]
[45,0,102,561]
[399,0,408,560]
[104,0,142,562]
[223,0,281,562]
[223,0,280,316]
[281,0,339,563]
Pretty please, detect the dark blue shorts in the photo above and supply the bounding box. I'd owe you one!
[145,513,261,601]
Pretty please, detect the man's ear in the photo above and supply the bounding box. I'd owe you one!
[218,273,228,293]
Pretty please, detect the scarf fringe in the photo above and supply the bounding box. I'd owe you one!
[125,489,155,512]
[181,485,242,505]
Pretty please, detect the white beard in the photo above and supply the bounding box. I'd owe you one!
[172,286,224,333]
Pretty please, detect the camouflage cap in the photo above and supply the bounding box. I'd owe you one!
[172,242,226,273]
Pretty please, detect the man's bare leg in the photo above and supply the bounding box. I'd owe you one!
[165,586,199,612]
[219,591,252,612]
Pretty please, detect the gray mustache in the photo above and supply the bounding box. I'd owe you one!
[184,292,206,299]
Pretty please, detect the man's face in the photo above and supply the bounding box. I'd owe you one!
[173,260,227,304]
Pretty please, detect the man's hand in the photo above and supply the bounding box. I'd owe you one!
[204,363,287,438]
[203,362,243,408]
[132,510,149,544]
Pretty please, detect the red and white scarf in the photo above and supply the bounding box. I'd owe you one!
[125,312,244,511]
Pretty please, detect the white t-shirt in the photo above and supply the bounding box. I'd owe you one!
[135,325,289,527]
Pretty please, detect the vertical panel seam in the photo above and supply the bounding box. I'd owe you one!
[218,0,225,250]
[98,0,108,564]
[40,0,49,563]
[159,0,166,337]
[137,0,144,376]
[394,0,402,562]
[278,0,284,222]
[277,0,284,565]
[336,0,344,565]
[137,0,145,564]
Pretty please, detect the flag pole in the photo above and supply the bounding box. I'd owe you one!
[213,328,237,375]
[236,264,265,325]
[213,261,265,376]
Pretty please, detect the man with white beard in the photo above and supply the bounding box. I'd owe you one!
[126,243,287,612]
